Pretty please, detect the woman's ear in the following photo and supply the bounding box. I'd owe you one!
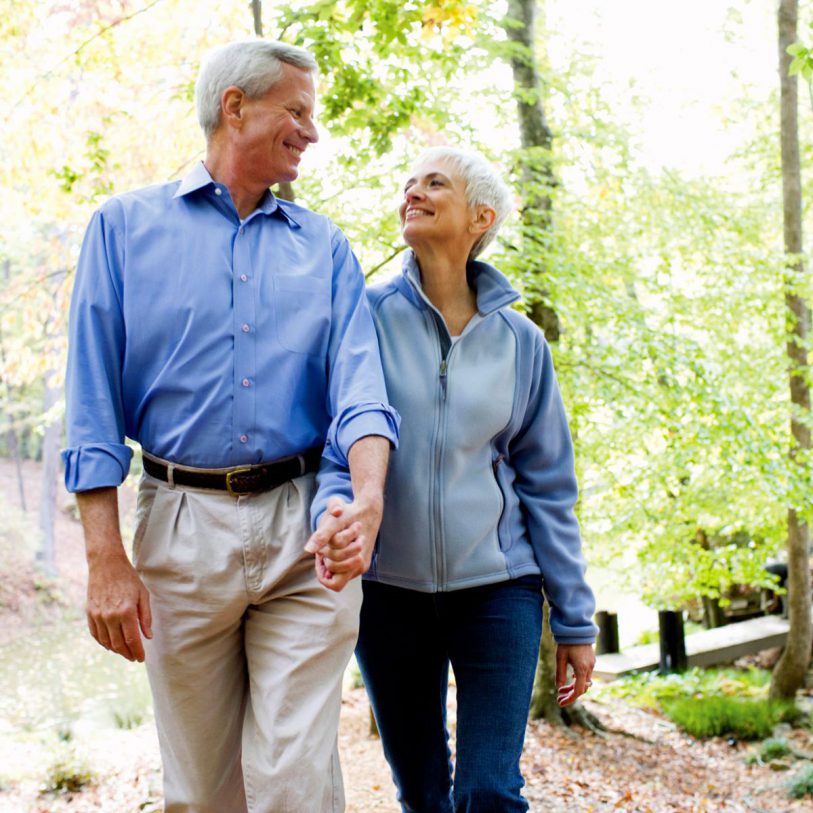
[470,205,496,237]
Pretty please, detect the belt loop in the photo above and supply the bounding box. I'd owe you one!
[167,463,175,489]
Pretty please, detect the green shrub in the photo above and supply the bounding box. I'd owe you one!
[759,736,792,761]
[663,696,797,740]
[40,747,94,794]
[787,765,813,800]
[595,666,772,711]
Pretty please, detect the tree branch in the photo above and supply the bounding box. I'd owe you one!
[5,0,167,123]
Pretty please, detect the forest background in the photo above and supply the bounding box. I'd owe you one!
[3,0,811,627]
[0,0,812,806]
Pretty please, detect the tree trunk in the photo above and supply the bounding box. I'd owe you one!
[771,0,813,700]
[503,0,560,343]
[251,0,263,37]
[37,368,60,578]
[0,314,27,511]
[503,0,587,726]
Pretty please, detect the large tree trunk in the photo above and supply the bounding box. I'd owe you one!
[771,0,813,699]
[504,0,560,343]
[502,0,596,726]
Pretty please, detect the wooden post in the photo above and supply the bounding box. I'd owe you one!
[595,611,619,655]
[658,610,687,674]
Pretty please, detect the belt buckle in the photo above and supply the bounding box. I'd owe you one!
[226,467,254,496]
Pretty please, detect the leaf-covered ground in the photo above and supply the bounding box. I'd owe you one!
[2,686,812,812]
[2,459,812,812]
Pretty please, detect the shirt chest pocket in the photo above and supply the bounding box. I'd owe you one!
[272,275,331,357]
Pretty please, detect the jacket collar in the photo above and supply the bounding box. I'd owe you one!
[396,250,521,316]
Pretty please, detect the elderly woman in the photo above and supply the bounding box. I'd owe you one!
[320,147,597,812]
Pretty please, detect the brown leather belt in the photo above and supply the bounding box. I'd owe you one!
[142,448,322,496]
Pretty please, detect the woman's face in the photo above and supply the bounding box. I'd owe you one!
[399,157,473,252]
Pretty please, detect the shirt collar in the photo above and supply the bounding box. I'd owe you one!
[173,161,301,228]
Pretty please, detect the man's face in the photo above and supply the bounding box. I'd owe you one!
[236,63,318,187]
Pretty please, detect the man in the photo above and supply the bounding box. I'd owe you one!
[62,40,399,812]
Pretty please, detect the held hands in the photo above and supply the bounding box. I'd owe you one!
[304,494,383,592]
[555,643,596,707]
[86,551,152,662]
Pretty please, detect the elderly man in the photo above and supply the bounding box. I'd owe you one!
[62,40,399,812]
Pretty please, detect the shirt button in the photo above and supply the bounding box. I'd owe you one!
[240,274,248,282]
[241,323,250,333]
[214,187,222,196]
[242,378,250,387]
[239,227,245,235]
[239,434,248,444]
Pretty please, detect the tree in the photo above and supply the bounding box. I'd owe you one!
[771,0,812,699]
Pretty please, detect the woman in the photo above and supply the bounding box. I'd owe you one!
[352,147,596,812]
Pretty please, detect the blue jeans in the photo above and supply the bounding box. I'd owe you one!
[355,576,544,813]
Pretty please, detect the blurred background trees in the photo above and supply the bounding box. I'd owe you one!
[0,0,810,698]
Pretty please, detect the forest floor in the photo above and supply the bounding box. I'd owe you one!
[1,457,813,812]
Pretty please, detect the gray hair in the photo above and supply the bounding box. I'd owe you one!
[414,146,513,258]
[196,40,318,139]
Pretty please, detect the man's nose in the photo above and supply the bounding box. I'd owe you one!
[302,118,319,144]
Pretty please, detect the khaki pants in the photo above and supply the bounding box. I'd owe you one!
[133,472,361,813]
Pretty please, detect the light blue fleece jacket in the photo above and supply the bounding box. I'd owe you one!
[364,252,597,645]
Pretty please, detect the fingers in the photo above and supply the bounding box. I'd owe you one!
[555,645,569,689]
[305,499,351,554]
[138,586,153,640]
[87,609,142,662]
[86,570,151,662]
[555,644,596,707]
[314,554,354,592]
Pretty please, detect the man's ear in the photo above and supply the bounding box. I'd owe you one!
[470,205,496,237]
[221,86,246,130]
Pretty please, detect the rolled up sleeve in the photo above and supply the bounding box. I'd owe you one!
[311,227,400,527]
[62,206,132,492]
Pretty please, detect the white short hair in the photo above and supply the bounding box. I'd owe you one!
[196,40,317,139]
[414,147,513,258]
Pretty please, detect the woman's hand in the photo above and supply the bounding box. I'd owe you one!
[555,643,596,707]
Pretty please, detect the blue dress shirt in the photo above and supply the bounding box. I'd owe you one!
[62,162,399,517]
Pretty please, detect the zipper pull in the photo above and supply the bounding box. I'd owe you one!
[439,358,448,399]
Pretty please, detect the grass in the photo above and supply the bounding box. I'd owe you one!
[595,666,803,740]
[595,666,772,711]
[40,745,95,794]
[663,696,797,740]
[759,736,792,761]
[787,765,813,799]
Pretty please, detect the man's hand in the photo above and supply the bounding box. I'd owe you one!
[77,488,152,662]
[86,550,152,662]
[306,494,382,592]
[305,435,389,592]
[555,643,596,707]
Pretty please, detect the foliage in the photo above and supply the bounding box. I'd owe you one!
[0,0,810,620]
[787,764,813,799]
[596,666,772,712]
[40,745,94,794]
[759,736,793,760]
[663,696,797,740]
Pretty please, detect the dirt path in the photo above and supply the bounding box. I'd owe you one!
[1,458,812,812]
